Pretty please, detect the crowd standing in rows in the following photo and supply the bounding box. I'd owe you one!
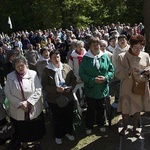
[0,22,149,149]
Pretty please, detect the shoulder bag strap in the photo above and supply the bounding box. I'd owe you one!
[16,74,30,120]
[125,54,133,79]
[17,78,26,101]
[125,54,131,68]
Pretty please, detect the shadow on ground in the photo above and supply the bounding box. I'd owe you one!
[118,112,150,150]
[40,111,120,150]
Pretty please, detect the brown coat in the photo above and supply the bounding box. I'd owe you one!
[41,63,76,104]
[115,51,150,115]
[36,59,51,79]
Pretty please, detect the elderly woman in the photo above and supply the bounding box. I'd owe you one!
[112,34,130,69]
[36,47,51,112]
[106,36,117,53]
[4,55,45,150]
[36,47,51,80]
[115,35,150,137]
[100,40,112,61]
[68,40,86,83]
[41,50,76,145]
[79,36,114,134]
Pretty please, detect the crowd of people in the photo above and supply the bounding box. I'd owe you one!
[0,21,149,149]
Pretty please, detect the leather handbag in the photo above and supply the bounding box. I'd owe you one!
[132,79,145,95]
[56,94,69,107]
[126,55,146,95]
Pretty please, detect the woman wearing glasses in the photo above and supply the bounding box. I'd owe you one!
[116,35,150,137]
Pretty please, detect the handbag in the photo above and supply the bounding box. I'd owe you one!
[126,55,146,95]
[0,104,15,139]
[132,79,145,95]
[56,94,69,107]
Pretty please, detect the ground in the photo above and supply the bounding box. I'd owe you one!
[40,107,121,150]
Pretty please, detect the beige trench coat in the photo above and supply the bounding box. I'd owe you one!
[115,51,150,115]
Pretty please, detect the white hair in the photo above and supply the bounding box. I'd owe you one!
[100,40,108,47]
[76,40,84,47]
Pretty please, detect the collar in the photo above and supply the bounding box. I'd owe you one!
[46,62,63,72]
[85,49,104,58]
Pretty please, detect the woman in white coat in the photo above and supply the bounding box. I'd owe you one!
[4,55,45,150]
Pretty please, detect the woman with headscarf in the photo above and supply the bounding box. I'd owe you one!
[79,36,114,134]
[41,50,76,145]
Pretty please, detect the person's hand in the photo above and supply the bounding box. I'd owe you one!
[56,86,65,93]
[19,101,29,112]
[128,67,139,74]
[95,76,106,84]
[77,78,83,84]
[64,87,72,93]
[144,70,150,75]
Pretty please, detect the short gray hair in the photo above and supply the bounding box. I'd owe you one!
[76,40,84,47]
[100,40,108,47]
[12,55,28,69]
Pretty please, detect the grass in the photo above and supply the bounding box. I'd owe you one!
[4,97,121,150]
[40,108,121,150]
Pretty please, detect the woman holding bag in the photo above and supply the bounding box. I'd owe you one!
[41,50,76,145]
[4,55,45,150]
[115,35,150,137]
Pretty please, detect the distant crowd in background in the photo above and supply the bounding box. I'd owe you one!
[0,22,145,54]
[0,22,145,85]
[0,22,145,90]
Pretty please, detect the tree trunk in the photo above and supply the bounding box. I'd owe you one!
[143,0,150,54]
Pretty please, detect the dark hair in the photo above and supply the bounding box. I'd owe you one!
[129,35,145,47]
[40,47,49,55]
[118,34,127,41]
[88,36,101,47]
[108,36,116,43]
[6,50,17,62]
[12,55,28,68]
[50,50,60,58]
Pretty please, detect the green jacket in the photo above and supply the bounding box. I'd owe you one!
[79,53,114,99]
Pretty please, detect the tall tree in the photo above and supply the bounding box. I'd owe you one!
[0,0,145,33]
[143,0,150,54]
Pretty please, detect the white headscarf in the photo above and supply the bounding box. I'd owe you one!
[38,55,50,64]
[85,49,104,69]
[46,62,65,87]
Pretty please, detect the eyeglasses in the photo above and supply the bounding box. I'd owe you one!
[132,45,144,51]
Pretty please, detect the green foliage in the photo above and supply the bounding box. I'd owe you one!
[123,0,143,25]
[0,0,144,32]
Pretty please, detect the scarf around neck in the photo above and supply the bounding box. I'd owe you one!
[128,48,139,56]
[16,70,27,101]
[38,56,50,64]
[85,49,104,69]
[46,62,65,87]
